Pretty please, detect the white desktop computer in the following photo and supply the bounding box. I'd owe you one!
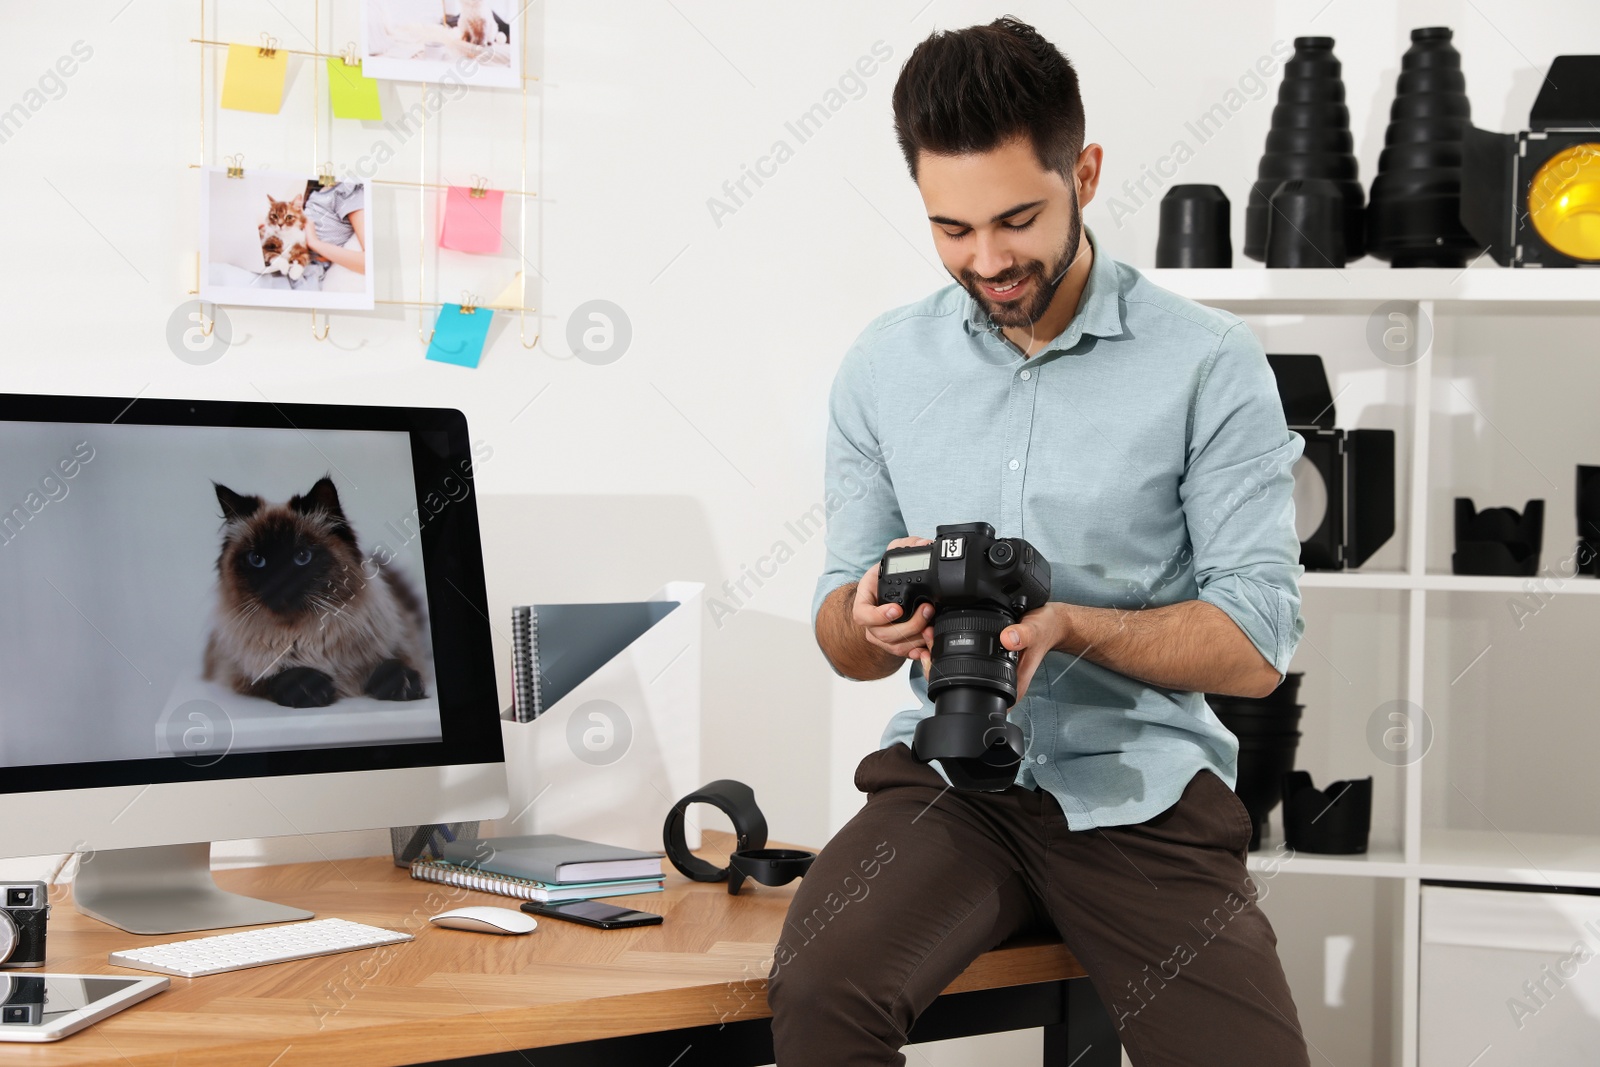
[0,394,508,934]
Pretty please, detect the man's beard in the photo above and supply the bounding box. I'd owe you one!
[957,186,1083,331]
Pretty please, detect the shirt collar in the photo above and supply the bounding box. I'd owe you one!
[963,225,1124,354]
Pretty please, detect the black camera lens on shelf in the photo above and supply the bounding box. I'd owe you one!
[1245,37,1366,264]
[1155,185,1232,268]
[1366,27,1484,267]
[878,522,1052,792]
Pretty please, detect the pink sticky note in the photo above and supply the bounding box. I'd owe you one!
[439,186,506,254]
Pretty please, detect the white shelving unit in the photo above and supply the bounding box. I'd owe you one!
[1148,266,1600,1067]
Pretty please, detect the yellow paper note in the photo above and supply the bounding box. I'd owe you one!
[491,272,525,310]
[326,58,382,121]
[221,43,288,114]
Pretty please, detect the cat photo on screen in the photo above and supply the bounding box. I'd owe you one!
[203,475,429,709]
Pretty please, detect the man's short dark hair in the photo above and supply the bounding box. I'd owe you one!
[891,16,1085,182]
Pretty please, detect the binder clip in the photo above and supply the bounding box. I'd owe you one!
[318,162,337,190]
[224,153,245,179]
[458,292,479,314]
[340,42,360,67]
[257,33,278,58]
[468,176,490,200]
[1453,498,1544,576]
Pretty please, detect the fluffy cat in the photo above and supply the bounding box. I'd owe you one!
[203,475,428,709]
[381,3,508,59]
[259,193,312,282]
[457,0,508,47]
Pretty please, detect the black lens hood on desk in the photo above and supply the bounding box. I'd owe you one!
[663,779,815,895]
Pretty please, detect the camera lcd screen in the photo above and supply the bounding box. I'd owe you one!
[885,551,931,574]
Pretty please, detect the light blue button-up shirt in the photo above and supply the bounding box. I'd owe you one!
[811,228,1306,830]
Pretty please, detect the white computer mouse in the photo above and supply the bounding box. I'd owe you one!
[429,906,539,935]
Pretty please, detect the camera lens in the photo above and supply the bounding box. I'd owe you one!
[987,542,1014,566]
[4,889,31,908]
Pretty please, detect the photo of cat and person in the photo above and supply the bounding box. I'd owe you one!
[362,0,521,89]
[200,168,375,310]
[204,475,428,710]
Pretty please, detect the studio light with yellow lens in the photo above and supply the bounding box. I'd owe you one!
[1461,55,1600,267]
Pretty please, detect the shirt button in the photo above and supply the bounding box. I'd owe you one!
[1036,754,1048,764]
[1020,369,1031,381]
[1008,459,1020,471]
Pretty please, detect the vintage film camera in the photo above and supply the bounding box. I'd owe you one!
[878,522,1052,791]
[0,883,49,970]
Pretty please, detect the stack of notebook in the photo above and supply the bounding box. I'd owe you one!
[410,833,665,903]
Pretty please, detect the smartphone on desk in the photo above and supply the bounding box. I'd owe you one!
[520,900,663,930]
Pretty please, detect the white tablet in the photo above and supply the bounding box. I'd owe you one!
[0,973,169,1042]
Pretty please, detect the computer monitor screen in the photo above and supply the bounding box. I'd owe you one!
[0,395,505,884]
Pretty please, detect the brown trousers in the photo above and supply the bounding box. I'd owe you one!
[767,743,1311,1066]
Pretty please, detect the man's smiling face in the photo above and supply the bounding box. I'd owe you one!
[915,136,1089,331]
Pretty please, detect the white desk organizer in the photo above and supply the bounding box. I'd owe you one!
[493,581,703,853]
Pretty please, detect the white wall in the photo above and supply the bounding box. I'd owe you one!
[4,2,1599,1063]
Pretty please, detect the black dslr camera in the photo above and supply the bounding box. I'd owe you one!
[0,883,48,970]
[878,522,1052,792]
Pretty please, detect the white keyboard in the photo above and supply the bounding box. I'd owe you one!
[108,918,413,978]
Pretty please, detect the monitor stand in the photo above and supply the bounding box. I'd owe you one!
[71,842,314,935]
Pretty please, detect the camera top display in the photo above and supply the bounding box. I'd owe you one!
[878,521,1051,620]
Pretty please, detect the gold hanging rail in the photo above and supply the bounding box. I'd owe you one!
[187,36,539,78]
[366,177,537,197]
[190,36,360,63]
[182,162,538,198]
[376,298,539,313]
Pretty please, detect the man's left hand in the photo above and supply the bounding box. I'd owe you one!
[1000,602,1071,702]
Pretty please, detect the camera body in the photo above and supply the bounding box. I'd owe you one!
[0,883,49,969]
[878,522,1052,791]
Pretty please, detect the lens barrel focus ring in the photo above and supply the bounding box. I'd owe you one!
[932,610,1008,638]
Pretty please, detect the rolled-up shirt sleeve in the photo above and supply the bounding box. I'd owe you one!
[1179,321,1306,676]
[810,335,907,641]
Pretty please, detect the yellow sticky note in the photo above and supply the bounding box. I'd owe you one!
[221,44,288,114]
[326,58,382,121]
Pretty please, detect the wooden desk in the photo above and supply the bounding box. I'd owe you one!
[19,836,1118,1066]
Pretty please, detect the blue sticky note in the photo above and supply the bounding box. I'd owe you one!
[426,304,493,367]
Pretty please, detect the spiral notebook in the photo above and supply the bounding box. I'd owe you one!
[506,600,680,723]
[409,858,664,902]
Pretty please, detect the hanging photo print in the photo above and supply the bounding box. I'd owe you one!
[199,167,375,311]
[361,0,520,90]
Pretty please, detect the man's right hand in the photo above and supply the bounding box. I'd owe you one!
[854,536,937,671]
